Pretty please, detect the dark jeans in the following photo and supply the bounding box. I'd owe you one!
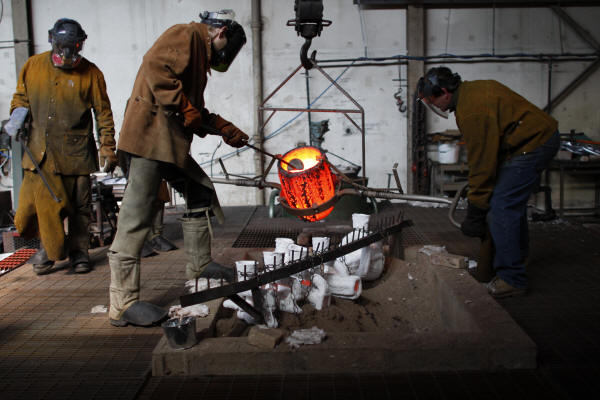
[489,131,560,288]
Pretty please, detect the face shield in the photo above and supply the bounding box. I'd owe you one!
[417,76,449,119]
[48,19,87,69]
[200,10,247,72]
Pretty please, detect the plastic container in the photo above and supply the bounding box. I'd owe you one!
[162,317,197,350]
[438,142,460,164]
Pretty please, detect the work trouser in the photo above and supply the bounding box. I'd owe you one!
[489,131,560,288]
[108,156,213,319]
[63,175,92,260]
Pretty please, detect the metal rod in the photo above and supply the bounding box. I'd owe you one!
[19,139,61,203]
[200,124,299,169]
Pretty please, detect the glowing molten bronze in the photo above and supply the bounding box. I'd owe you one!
[278,146,337,222]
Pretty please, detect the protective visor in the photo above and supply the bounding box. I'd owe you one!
[51,41,83,69]
[419,97,449,119]
[210,22,246,72]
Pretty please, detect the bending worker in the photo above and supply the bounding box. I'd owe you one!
[4,18,117,275]
[417,66,559,298]
[108,9,248,327]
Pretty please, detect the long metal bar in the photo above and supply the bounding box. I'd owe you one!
[260,107,362,113]
[311,61,367,180]
[261,64,303,106]
[180,219,411,307]
[19,139,61,203]
[544,58,600,112]
[551,6,600,51]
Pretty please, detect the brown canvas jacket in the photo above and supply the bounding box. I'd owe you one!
[117,22,224,222]
[455,80,558,209]
[10,51,116,175]
[118,22,221,168]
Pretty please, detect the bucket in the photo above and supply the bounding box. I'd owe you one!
[438,142,460,164]
[235,260,257,281]
[162,316,197,350]
[427,144,439,162]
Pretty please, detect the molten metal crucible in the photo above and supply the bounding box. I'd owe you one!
[277,146,338,222]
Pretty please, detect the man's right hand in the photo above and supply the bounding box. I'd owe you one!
[3,107,29,137]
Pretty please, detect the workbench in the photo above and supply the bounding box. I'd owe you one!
[544,159,600,218]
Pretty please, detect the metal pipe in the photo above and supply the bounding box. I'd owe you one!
[252,0,265,205]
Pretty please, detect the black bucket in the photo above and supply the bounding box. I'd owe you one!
[161,317,197,350]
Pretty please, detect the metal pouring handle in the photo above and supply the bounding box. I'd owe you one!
[17,131,62,203]
[199,124,297,169]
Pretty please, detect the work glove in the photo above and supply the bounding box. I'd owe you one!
[180,93,203,129]
[211,115,248,148]
[460,203,488,238]
[99,147,118,173]
[3,107,29,137]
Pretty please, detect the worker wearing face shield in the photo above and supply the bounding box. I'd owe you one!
[4,18,117,275]
[108,10,249,327]
[417,67,560,298]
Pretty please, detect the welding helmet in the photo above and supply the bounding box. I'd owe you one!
[200,9,246,72]
[48,18,87,69]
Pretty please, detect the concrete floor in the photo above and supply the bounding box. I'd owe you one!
[0,205,599,399]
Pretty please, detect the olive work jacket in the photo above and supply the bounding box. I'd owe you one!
[454,80,558,209]
[10,51,116,175]
[117,22,226,223]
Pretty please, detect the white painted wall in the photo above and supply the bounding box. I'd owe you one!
[0,1,598,209]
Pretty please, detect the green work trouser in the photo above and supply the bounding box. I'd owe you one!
[108,155,215,319]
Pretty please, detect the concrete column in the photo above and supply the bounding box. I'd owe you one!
[406,5,425,195]
[10,0,33,209]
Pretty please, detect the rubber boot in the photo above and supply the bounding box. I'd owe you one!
[181,217,212,280]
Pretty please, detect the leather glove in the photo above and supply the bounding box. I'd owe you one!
[211,115,248,148]
[3,107,29,137]
[180,93,203,129]
[460,203,488,238]
[99,148,118,173]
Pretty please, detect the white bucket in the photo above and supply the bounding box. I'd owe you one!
[312,236,330,253]
[427,143,439,162]
[235,260,257,281]
[275,237,295,253]
[438,142,460,164]
[263,251,284,270]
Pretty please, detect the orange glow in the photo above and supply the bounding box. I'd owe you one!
[278,146,336,222]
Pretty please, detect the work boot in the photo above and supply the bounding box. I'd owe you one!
[30,248,55,275]
[140,241,158,258]
[149,235,178,252]
[109,301,167,327]
[486,276,526,299]
[70,250,91,274]
[181,217,212,280]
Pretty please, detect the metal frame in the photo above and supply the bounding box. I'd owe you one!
[258,58,367,181]
[180,216,411,322]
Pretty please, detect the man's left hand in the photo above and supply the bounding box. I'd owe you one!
[99,150,118,173]
[221,125,249,148]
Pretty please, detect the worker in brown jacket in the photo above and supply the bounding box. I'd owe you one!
[108,10,248,327]
[5,18,117,275]
[417,66,559,298]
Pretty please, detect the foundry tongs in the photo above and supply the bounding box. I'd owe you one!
[16,120,61,203]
